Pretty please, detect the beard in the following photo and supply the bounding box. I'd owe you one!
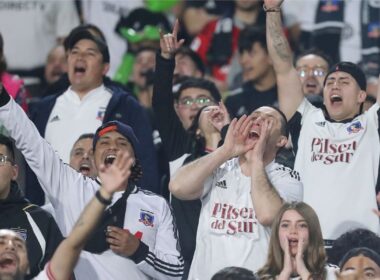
[0,269,24,280]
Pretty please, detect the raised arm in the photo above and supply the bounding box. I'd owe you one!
[49,151,133,280]
[169,115,255,200]
[247,119,283,226]
[265,0,304,120]
[152,20,190,160]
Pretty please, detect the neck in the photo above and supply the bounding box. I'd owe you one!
[72,83,102,100]
[238,152,275,176]
[252,70,276,91]
[0,184,11,200]
[204,132,221,152]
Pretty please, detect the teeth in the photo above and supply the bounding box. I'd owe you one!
[79,164,90,172]
[104,155,116,165]
[331,95,342,102]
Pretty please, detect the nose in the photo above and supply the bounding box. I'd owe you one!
[5,239,16,251]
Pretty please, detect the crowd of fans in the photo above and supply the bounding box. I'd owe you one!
[0,0,380,279]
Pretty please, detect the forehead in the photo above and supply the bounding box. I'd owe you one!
[296,54,328,68]
[71,39,100,51]
[281,209,304,220]
[0,144,9,155]
[0,230,25,243]
[251,106,281,119]
[73,137,93,149]
[179,87,213,99]
[326,71,355,81]
[136,50,155,61]
[344,255,379,270]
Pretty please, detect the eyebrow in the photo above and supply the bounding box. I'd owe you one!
[280,219,307,223]
[326,76,351,81]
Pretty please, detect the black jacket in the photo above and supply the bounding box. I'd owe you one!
[0,182,63,279]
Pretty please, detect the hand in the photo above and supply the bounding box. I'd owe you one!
[160,19,185,60]
[278,237,293,279]
[98,151,134,196]
[247,119,273,164]
[295,237,310,280]
[222,115,254,158]
[106,226,140,257]
[209,102,231,132]
[263,0,284,9]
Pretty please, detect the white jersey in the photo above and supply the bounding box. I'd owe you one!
[0,96,183,280]
[292,99,380,240]
[188,158,303,280]
[45,85,112,163]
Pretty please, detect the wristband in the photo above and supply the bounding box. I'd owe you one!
[263,4,281,12]
[95,190,112,205]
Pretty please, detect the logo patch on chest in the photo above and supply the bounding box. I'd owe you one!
[347,121,363,134]
[139,210,155,227]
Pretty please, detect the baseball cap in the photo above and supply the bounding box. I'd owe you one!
[324,62,367,90]
[93,121,142,182]
[67,29,110,63]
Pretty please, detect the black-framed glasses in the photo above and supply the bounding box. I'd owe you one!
[178,97,213,107]
[0,155,14,166]
[297,67,326,78]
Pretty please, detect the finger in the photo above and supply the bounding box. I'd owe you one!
[177,39,185,49]
[173,19,179,38]
[106,237,120,246]
[239,116,253,136]
[234,115,247,133]
[159,29,164,41]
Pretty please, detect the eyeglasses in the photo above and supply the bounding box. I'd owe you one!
[297,67,326,78]
[0,155,14,166]
[178,97,213,107]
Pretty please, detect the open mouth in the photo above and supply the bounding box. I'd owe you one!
[104,154,116,166]
[79,163,91,174]
[288,238,298,247]
[248,131,260,139]
[330,94,343,104]
[0,254,17,271]
[74,66,86,74]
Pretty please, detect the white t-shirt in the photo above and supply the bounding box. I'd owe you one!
[188,158,303,280]
[45,85,112,163]
[289,264,339,280]
[0,0,79,70]
[81,0,144,77]
[293,99,380,240]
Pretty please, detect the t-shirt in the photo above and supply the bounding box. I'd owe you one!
[291,99,380,240]
[188,158,303,280]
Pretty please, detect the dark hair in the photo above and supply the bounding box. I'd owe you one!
[0,32,6,74]
[175,77,221,102]
[267,106,289,138]
[175,46,205,76]
[295,48,333,69]
[64,24,106,51]
[329,228,380,265]
[0,134,15,163]
[339,247,380,269]
[211,267,257,280]
[135,46,157,56]
[74,133,95,146]
[238,26,267,54]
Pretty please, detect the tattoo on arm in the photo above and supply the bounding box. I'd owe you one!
[268,14,292,62]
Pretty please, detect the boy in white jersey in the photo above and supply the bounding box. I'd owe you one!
[170,107,303,280]
[264,0,380,249]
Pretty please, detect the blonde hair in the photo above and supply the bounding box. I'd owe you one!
[257,202,326,280]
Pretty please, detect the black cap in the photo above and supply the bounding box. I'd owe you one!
[324,62,367,90]
[67,30,110,63]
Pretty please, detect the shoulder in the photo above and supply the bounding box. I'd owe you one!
[22,204,56,221]
[269,162,301,181]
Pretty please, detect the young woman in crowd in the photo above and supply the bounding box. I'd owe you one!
[257,202,338,279]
